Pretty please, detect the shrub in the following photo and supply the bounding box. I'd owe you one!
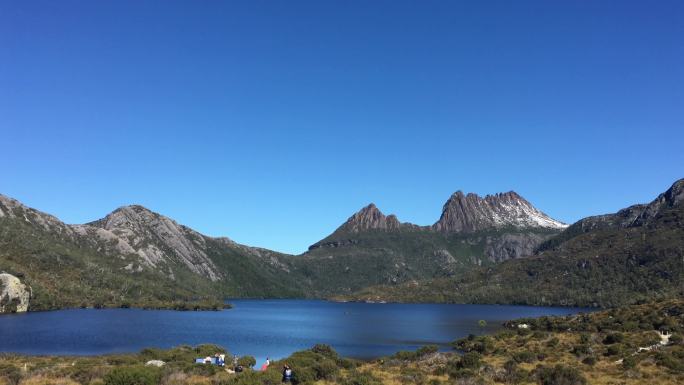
[622,356,638,370]
[237,355,256,369]
[103,366,161,385]
[310,344,338,360]
[0,363,22,385]
[398,367,427,384]
[460,352,482,370]
[512,351,536,363]
[501,360,529,384]
[581,356,597,366]
[185,362,217,376]
[534,364,587,385]
[342,370,382,385]
[391,350,417,361]
[655,349,684,372]
[579,333,591,344]
[603,333,624,344]
[291,367,316,385]
[313,359,339,380]
[571,344,592,357]
[546,337,559,348]
[416,345,439,357]
[604,344,623,356]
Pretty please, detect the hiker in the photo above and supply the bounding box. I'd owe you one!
[282,364,293,383]
[204,356,212,364]
[219,354,226,366]
[261,357,270,371]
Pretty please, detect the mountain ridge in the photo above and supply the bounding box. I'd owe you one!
[343,178,684,307]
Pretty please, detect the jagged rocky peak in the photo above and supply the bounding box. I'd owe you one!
[339,203,403,232]
[433,190,567,233]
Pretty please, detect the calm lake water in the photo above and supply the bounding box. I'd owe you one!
[0,300,586,363]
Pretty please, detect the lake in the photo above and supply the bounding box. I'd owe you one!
[0,300,586,363]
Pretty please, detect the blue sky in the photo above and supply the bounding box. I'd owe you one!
[1,0,682,254]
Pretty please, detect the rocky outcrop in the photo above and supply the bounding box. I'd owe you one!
[0,273,31,313]
[433,191,567,233]
[0,194,76,237]
[87,205,222,281]
[338,203,406,233]
[484,233,553,262]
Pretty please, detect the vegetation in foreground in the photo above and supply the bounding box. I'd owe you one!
[1,299,682,385]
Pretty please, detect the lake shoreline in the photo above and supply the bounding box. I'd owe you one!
[1,300,682,385]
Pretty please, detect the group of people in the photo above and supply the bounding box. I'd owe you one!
[260,357,293,383]
[199,353,293,382]
[202,353,226,366]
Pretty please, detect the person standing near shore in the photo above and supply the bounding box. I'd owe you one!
[282,364,292,383]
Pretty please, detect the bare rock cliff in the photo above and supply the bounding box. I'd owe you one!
[0,273,31,313]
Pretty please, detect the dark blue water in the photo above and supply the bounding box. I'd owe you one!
[0,300,586,363]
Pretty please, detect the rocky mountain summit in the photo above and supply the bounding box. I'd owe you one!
[346,178,684,307]
[301,189,568,295]
[324,190,566,239]
[338,204,404,232]
[433,191,567,233]
[86,205,222,281]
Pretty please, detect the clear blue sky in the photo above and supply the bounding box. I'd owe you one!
[1,1,682,254]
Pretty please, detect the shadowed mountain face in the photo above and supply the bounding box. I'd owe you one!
[345,179,684,308]
[300,190,567,296]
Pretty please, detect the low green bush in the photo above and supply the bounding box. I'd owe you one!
[534,364,587,385]
[0,363,22,385]
[237,355,256,369]
[103,366,161,385]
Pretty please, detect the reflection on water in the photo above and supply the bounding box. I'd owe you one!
[0,299,587,363]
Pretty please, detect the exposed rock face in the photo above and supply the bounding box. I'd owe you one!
[632,178,683,225]
[0,273,31,313]
[433,191,567,233]
[338,203,406,232]
[484,233,552,262]
[0,194,75,237]
[88,205,222,281]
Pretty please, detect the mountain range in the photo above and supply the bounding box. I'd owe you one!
[346,179,684,307]
[1,179,682,312]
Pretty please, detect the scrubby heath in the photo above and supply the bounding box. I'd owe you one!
[1,299,682,385]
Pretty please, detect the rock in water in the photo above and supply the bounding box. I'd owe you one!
[0,273,31,313]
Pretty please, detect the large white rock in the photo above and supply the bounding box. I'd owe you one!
[0,273,31,313]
